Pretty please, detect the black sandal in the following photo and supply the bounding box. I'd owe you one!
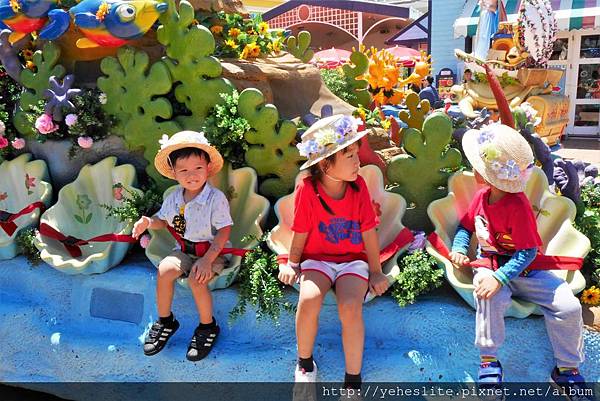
[143,319,180,356]
[186,325,220,361]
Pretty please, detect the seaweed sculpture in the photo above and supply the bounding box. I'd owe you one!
[341,50,370,108]
[13,42,65,136]
[238,88,303,198]
[157,0,233,129]
[97,47,180,188]
[387,112,462,232]
[286,31,314,63]
[43,75,81,121]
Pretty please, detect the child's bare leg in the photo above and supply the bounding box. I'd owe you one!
[297,271,332,358]
[188,278,214,324]
[157,258,184,317]
[335,275,369,375]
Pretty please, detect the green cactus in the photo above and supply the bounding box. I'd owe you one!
[157,0,233,129]
[13,43,66,137]
[97,47,180,189]
[238,88,302,198]
[286,31,314,63]
[387,112,462,232]
[341,51,370,108]
[399,92,430,130]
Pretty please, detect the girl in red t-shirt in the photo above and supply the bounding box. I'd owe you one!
[278,115,389,390]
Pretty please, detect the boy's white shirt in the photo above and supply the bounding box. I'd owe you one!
[155,183,234,246]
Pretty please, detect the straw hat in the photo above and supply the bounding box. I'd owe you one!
[154,131,224,179]
[462,123,534,193]
[297,114,367,170]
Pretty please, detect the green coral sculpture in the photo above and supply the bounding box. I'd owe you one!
[97,47,180,189]
[238,88,303,198]
[286,31,314,63]
[14,43,66,136]
[157,0,233,129]
[399,92,430,131]
[387,112,462,232]
[342,51,370,108]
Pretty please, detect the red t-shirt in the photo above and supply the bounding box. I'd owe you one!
[291,175,379,257]
[460,187,542,256]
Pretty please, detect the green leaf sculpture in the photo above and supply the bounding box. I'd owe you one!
[399,92,430,130]
[341,50,370,108]
[145,164,270,290]
[14,43,66,137]
[97,47,180,189]
[387,112,462,232]
[157,0,233,129]
[238,88,303,198]
[286,31,314,63]
[34,157,142,275]
[0,154,52,260]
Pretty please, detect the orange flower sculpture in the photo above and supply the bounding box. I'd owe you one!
[398,51,432,87]
[358,46,404,106]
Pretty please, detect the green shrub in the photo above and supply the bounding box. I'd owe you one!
[320,68,358,105]
[391,250,444,307]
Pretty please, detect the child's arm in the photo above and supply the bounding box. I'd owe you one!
[475,248,537,299]
[193,225,232,283]
[278,232,308,286]
[362,228,389,296]
[449,225,472,267]
[132,216,167,239]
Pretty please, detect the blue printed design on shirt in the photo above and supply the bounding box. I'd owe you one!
[318,218,362,245]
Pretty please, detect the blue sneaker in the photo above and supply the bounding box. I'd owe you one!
[478,360,505,401]
[550,367,596,401]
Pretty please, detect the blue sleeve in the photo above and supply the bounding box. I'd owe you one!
[493,248,537,285]
[451,224,472,255]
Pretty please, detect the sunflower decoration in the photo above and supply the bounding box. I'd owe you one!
[241,42,261,59]
[258,22,269,35]
[358,46,405,107]
[228,27,241,38]
[581,286,600,306]
[210,25,224,35]
[225,39,238,49]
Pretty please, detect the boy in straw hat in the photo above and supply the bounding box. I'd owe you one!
[278,115,389,391]
[132,131,233,362]
[448,124,591,397]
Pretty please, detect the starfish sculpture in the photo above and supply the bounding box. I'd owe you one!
[43,75,81,121]
[0,29,22,82]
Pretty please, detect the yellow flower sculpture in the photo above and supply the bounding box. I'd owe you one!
[582,286,600,306]
[258,22,269,35]
[241,42,260,59]
[358,46,404,106]
[225,39,238,49]
[427,167,590,318]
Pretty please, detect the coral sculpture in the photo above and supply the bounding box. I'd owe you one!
[387,112,462,232]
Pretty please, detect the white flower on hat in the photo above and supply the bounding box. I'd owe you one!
[158,134,170,149]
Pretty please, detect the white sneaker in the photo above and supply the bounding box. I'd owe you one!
[294,361,318,382]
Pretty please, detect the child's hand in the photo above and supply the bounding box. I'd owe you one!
[132,216,151,239]
[278,263,299,286]
[475,275,502,299]
[192,258,214,284]
[369,272,389,297]
[449,251,470,268]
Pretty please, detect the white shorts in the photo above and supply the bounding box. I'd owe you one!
[300,259,369,284]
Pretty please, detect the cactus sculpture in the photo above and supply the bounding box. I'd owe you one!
[342,50,370,108]
[13,43,66,137]
[238,88,303,198]
[97,47,180,189]
[286,31,314,63]
[157,0,233,129]
[397,92,430,145]
[387,112,462,232]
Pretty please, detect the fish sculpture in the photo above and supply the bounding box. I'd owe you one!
[66,0,168,48]
[0,0,62,43]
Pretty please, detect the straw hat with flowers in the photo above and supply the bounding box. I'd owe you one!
[297,114,367,170]
[462,123,534,193]
[154,131,224,179]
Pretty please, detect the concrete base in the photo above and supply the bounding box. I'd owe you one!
[1,256,599,400]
